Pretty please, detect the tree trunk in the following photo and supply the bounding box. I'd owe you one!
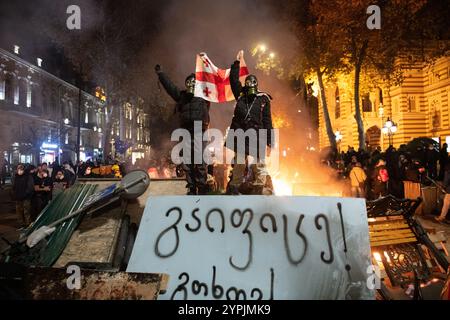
[353,40,369,151]
[354,63,365,151]
[316,68,337,151]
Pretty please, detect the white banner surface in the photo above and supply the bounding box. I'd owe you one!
[127,196,373,300]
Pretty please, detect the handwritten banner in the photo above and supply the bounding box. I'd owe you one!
[127,196,373,300]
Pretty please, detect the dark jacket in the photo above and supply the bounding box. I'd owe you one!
[12,173,34,201]
[158,72,210,131]
[228,60,273,148]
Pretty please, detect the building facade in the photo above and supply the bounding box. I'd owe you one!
[317,56,450,152]
[0,46,151,166]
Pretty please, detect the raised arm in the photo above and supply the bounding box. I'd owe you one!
[155,65,181,102]
[230,60,243,101]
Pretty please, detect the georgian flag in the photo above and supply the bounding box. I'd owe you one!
[194,52,249,103]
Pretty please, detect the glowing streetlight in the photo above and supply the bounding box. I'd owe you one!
[269,52,275,59]
[63,118,69,125]
[259,44,266,52]
[382,117,397,146]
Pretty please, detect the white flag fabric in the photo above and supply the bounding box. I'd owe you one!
[194,52,249,103]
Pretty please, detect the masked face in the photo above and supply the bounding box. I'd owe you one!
[185,75,195,94]
[245,75,258,96]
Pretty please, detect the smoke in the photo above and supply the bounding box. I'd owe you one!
[1,0,345,193]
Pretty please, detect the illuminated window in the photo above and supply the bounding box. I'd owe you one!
[37,58,43,67]
[65,132,69,144]
[85,112,89,124]
[26,84,31,107]
[0,79,4,100]
[408,96,416,112]
[13,45,20,54]
[362,93,372,112]
[14,84,19,105]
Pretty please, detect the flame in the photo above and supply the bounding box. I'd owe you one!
[272,178,293,196]
[272,113,290,129]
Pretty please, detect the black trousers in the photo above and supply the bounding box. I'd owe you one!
[181,132,208,195]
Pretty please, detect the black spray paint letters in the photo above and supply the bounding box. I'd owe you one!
[170,265,275,300]
[154,204,348,269]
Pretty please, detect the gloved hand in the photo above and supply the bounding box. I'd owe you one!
[154,64,162,74]
[26,226,56,248]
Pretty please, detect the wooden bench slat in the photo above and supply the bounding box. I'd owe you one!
[370,234,416,243]
[370,229,415,238]
[369,223,410,231]
[371,237,417,247]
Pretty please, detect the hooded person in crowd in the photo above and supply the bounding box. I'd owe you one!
[52,169,69,199]
[226,50,274,195]
[154,64,211,195]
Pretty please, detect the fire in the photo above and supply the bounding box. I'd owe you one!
[272,178,293,196]
[272,113,290,129]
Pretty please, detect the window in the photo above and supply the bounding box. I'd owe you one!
[85,111,89,124]
[65,132,69,144]
[378,88,383,105]
[14,84,19,105]
[362,94,372,112]
[37,58,43,67]
[13,45,20,54]
[0,79,4,100]
[335,87,340,119]
[408,96,416,112]
[26,83,31,108]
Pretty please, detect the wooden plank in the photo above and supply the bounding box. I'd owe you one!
[370,233,416,242]
[369,223,410,231]
[370,232,416,240]
[370,230,416,239]
[371,237,417,247]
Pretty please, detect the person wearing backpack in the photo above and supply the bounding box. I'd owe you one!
[372,159,389,199]
[349,162,367,198]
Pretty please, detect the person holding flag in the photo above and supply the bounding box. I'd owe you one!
[226,50,274,195]
[154,64,210,195]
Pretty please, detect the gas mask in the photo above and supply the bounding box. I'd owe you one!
[245,75,258,96]
[185,74,196,94]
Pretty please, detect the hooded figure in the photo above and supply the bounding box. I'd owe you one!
[225,51,274,195]
[155,64,210,195]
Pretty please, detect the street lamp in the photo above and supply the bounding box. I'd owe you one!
[382,117,397,146]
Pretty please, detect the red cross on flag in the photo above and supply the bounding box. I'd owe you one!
[194,52,249,103]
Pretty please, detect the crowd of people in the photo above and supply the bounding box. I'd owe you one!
[8,157,128,228]
[326,142,450,222]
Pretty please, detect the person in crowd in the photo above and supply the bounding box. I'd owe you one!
[349,162,367,198]
[63,161,76,185]
[32,169,52,221]
[83,166,94,178]
[52,170,69,199]
[371,159,389,199]
[405,159,426,183]
[426,143,439,180]
[12,164,34,227]
[435,164,450,223]
[1,157,9,187]
[439,143,448,181]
